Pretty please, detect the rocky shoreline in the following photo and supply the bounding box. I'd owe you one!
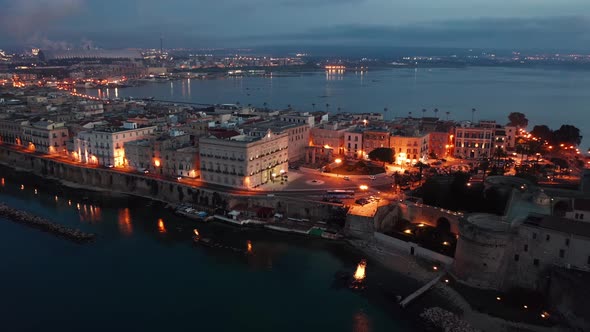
[0,203,96,243]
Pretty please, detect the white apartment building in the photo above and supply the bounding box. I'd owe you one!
[390,133,429,164]
[344,129,364,159]
[243,121,309,162]
[21,120,69,154]
[0,116,28,145]
[280,112,315,128]
[199,131,289,188]
[453,121,496,159]
[74,122,156,166]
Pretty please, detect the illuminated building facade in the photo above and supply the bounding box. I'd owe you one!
[199,131,289,188]
[21,120,69,154]
[74,122,156,166]
[390,133,429,164]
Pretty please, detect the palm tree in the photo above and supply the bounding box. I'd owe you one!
[434,108,439,118]
[312,103,316,111]
[337,107,341,113]
[446,111,450,120]
[247,103,252,108]
[287,104,292,110]
[325,103,330,113]
[422,108,427,118]
[383,107,388,119]
[408,111,412,118]
[471,108,477,123]
[263,102,268,109]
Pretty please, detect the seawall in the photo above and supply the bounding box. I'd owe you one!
[0,146,340,222]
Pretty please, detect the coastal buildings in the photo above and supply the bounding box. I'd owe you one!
[389,133,429,164]
[363,128,390,154]
[124,129,199,178]
[344,129,364,159]
[452,121,496,159]
[199,131,289,188]
[243,120,309,162]
[74,122,156,166]
[21,120,69,154]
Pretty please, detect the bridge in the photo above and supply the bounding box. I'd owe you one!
[398,199,463,234]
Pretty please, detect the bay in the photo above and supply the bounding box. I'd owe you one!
[0,171,417,332]
[91,66,590,149]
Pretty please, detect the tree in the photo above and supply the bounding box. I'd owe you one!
[434,108,439,118]
[445,111,450,120]
[554,125,582,146]
[508,112,529,128]
[312,103,315,111]
[422,108,427,118]
[368,147,394,166]
[414,161,430,182]
[531,125,554,143]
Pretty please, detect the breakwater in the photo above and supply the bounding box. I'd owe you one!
[0,203,96,243]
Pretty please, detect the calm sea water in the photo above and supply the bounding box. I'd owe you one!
[0,170,417,332]
[90,66,590,149]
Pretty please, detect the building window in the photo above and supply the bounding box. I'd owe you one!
[565,238,570,247]
[514,254,519,262]
[533,259,539,267]
[524,244,528,252]
[559,249,565,258]
[575,213,579,219]
[532,233,537,240]
[546,234,550,241]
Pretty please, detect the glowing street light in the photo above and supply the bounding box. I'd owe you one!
[359,184,369,191]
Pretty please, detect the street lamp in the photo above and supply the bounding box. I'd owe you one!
[334,158,342,177]
[359,184,369,191]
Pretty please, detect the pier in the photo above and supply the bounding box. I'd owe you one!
[0,204,96,243]
[399,274,442,308]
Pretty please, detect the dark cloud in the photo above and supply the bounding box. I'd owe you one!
[248,16,590,51]
[279,0,366,7]
[0,0,84,38]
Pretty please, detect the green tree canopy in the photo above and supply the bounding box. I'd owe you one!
[368,147,394,164]
[508,112,529,128]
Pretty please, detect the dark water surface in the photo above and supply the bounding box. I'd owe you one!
[89,66,590,149]
[0,170,418,332]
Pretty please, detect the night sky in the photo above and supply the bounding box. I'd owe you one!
[0,0,589,50]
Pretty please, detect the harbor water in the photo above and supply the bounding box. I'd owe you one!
[0,169,419,332]
[89,66,590,149]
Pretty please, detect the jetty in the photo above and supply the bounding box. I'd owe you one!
[0,204,96,243]
[399,274,442,308]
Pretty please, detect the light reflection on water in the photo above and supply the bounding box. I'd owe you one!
[79,205,101,223]
[118,207,133,235]
[157,218,166,233]
[353,310,371,332]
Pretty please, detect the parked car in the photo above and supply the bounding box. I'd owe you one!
[343,176,350,181]
[369,175,376,180]
[355,198,369,206]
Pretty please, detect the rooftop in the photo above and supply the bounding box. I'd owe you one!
[464,213,511,232]
[524,213,590,238]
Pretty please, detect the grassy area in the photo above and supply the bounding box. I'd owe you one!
[330,162,385,175]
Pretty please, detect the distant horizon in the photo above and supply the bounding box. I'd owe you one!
[3,44,590,57]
